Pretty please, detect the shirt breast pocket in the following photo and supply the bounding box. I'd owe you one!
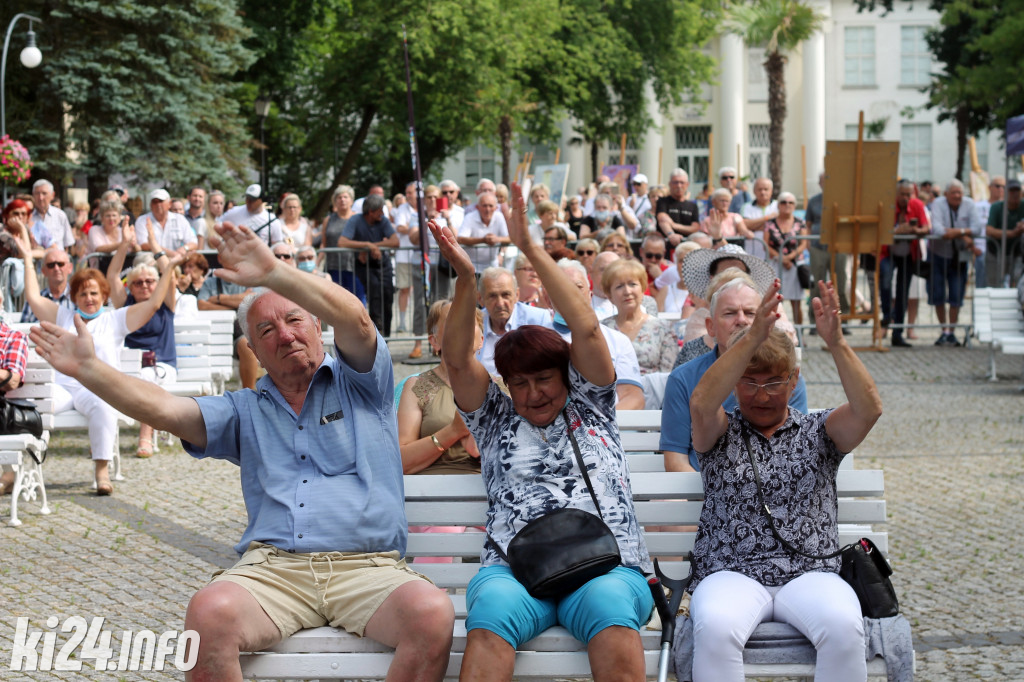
[310,415,358,476]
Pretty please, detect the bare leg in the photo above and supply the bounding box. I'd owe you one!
[907,298,919,338]
[459,629,515,682]
[587,625,646,682]
[184,582,281,682]
[236,338,259,390]
[138,423,154,457]
[94,460,112,495]
[363,580,455,682]
[790,299,803,326]
[398,286,411,328]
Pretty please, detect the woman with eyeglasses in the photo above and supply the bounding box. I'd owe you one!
[105,224,182,459]
[600,259,677,374]
[88,200,135,255]
[14,221,179,492]
[599,232,633,260]
[765,191,809,326]
[687,280,881,681]
[574,238,599,276]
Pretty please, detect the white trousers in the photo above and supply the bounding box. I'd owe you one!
[691,570,866,682]
[53,384,118,461]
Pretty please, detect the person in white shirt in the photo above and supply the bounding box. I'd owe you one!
[628,173,654,228]
[438,179,465,231]
[136,189,198,258]
[30,179,75,250]
[393,182,427,358]
[351,185,385,215]
[475,267,553,375]
[740,177,778,260]
[590,251,620,320]
[220,184,284,246]
[457,191,509,273]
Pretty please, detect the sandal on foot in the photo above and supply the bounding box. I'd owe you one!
[96,480,113,496]
[0,479,14,496]
[136,438,154,459]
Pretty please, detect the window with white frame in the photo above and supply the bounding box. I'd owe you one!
[674,126,711,188]
[748,124,770,181]
[748,47,768,102]
[464,143,497,192]
[900,124,932,183]
[900,26,931,87]
[844,26,876,87]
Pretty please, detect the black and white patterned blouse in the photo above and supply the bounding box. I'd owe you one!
[461,364,651,572]
[690,408,843,591]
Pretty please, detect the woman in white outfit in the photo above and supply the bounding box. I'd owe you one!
[15,226,178,494]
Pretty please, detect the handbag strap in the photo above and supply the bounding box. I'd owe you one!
[743,431,844,561]
[487,408,606,560]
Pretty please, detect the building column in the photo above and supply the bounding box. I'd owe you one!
[559,118,587,195]
[720,33,745,178]
[803,30,826,186]
[638,81,663,183]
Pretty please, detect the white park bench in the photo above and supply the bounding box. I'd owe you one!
[973,287,1024,382]
[239,411,894,679]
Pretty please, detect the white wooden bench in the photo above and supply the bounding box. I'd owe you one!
[239,412,892,679]
[973,287,1024,381]
[0,363,52,526]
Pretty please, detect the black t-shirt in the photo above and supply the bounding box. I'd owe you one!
[656,196,699,232]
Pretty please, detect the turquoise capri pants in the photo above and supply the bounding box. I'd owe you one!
[465,564,654,648]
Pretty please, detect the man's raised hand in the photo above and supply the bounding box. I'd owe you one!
[30,318,96,379]
[207,221,277,288]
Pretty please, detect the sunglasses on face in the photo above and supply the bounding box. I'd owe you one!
[45,261,69,269]
[131,279,157,287]
[721,175,736,180]
[643,252,664,261]
[576,250,596,256]
[778,200,795,205]
[275,253,294,260]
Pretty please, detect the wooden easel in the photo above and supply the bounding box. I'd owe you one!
[821,113,899,352]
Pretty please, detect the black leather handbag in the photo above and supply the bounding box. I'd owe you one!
[744,434,899,618]
[0,396,42,439]
[488,410,621,600]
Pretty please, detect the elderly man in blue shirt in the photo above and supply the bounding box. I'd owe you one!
[29,220,454,682]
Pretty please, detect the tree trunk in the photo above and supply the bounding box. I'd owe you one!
[309,104,378,222]
[590,140,600,181]
[955,104,968,182]
[765,51,788,197]
[499,115,513,187]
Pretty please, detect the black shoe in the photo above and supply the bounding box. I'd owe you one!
[891,336,912,348]
[935,334,948,346]
[881,317,891,328]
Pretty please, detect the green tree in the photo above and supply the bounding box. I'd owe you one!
[728,0,824,192]
[1,0,255,198]
[555,0,725,179]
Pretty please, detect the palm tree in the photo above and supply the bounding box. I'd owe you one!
[729,0,825,194]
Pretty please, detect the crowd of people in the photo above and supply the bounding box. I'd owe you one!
[1,162,1017,680]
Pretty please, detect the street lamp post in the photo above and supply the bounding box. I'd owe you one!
[2,13,43,204]
[254,96,271,192]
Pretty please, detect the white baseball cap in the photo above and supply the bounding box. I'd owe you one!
[245,184,262,199]
[632,173,648,185]
[149,188,170,202]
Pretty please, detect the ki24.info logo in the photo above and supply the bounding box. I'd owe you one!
[9,617,198,672]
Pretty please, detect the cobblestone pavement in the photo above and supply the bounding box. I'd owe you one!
[1,325,1023,681]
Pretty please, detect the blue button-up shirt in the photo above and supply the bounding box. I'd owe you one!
[660,345,808,471]
[478,301,554,375]
[184,333,406,556]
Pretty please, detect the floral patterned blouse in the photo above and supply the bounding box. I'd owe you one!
[690,408,843,592]
[601,314,678,374]
[460,364,651,572]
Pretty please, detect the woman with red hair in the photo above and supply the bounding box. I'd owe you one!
[12,225,180,495]
[428,184,652,682]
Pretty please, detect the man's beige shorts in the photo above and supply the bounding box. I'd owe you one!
[396,262,415,289]
[211,542,431,638]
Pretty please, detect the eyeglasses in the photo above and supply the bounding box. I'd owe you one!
[778,200,795,205]
[9,210,27,216]
[643,252,664,261]
[131,279,157,287]
[576,250,596,256]
[721,175,736,180]
[515,266,536,273]
[993,184,1006,188]
[275,253,294,260]
[736,372,794,396]
[543,236,563,242]
[297,256,315,262]
[443,189,458,195]
[45,261,69,269]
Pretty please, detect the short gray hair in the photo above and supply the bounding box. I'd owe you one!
[237,288,274,344]
[478,266,516,293]
[670,168,689,182]
[711,187,732,202]
[126,262,159,287]
[33,179,54,192]
[332,185,354,202]
[556,258,588,282]
[945,179,965,193]
[440,179,459,192]
[717,166,737,179]
[709,276,758,317]
[476,178,495,192]
[362,193,385,214]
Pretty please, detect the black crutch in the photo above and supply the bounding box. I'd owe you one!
[648,556,692,682]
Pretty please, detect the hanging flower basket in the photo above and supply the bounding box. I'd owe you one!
[0,135,33,185]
